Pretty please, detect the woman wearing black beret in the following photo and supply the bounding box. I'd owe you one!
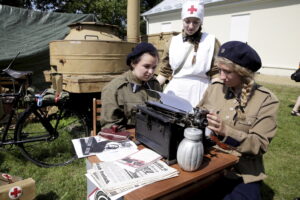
[100,42,162,130]
[197,41,279,199]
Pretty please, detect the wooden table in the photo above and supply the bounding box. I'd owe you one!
[87,148,238,200]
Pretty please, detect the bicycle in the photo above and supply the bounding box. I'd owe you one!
[0,67,89,167]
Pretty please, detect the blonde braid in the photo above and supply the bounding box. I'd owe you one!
[215,57,255,120]
[237,79,254,120]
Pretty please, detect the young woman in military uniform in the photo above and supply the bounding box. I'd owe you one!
[197,41,279,199]
[100,42,162,129]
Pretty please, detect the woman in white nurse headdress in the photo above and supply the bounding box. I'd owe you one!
[156,0,220,107]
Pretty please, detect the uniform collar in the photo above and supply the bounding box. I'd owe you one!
[126,70,143,85]
[224,87,240,100]
[126,71,152,93]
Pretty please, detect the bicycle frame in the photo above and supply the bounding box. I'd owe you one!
[12,103,62,145]
[0,69,75,146]
[0,54,89,167]
[0,77,25,146]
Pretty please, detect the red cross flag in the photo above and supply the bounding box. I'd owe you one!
[8,186,23,199]
[181,0,205,24]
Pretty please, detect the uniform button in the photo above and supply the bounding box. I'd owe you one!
[226,115,230,119]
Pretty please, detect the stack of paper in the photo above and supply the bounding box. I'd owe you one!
[86,149,179,200]
[115,148,162,172]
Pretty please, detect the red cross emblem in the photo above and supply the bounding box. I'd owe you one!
[9,186,23,199]
[2,173,12,180]
[2,173,13,183]
[188,5,197,14]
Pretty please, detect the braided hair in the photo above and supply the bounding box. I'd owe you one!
[216,57,255,120]
[182,26,202,65]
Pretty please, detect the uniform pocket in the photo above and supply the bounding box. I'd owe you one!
[237,116,257,127]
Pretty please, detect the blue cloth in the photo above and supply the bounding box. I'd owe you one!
[223,180,262,200]
[218,41,261,72]
[197,177,262,200]
[126,42,157,66]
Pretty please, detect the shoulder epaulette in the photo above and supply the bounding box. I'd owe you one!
[211,79,223,85]
[103,74,128,91]
[255,84,278,101]
[256,84,272,94]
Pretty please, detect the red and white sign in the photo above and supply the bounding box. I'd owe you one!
[2,173,12,180]
[8,186,23,200]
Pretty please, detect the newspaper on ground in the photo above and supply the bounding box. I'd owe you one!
[72,136,138,159]
[115,148,162,172]
[86,159,179,199]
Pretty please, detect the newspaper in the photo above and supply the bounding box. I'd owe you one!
[86,174,144,200]
[72,136,138,159]
[86,160,179,199]
[115,148,162,172]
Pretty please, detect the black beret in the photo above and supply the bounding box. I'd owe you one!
[218,41,262,72]
[126,42,157,66]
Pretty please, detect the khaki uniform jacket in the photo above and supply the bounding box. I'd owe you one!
[100,70,162,129]
[198,81,279,183]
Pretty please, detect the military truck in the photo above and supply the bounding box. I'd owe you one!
[48,0,177,120]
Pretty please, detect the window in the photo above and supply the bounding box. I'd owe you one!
[161,22,171,32]
[230,14,250,42]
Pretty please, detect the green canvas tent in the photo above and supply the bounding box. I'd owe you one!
[0,5,98,88]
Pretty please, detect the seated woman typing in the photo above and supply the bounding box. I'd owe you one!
[100,42,162,130]
[197,41,279,200]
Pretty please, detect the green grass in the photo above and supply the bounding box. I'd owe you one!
[0,148,86,199]
[260,83,300,200]
[1,83,300,200]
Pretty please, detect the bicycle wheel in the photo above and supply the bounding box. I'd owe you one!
[15,103,89,167]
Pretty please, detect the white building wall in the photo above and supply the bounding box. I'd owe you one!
[146,12,181,34]
[145,0,300,76]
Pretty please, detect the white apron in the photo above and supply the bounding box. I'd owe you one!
[164,32,215,107]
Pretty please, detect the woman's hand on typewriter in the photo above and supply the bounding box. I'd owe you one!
[206,112,226,137]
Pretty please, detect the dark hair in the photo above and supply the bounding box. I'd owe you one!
[130,51,159,66]
[126,42,159,69]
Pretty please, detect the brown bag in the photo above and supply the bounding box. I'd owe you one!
[0,174,36,200]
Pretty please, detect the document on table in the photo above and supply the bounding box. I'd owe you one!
[72,136,138,160]
[86,160,179,200]
[115,148,162,172]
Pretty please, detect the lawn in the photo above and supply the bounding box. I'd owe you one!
[1,82,300,200]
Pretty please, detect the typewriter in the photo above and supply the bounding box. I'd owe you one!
[135,91,211,165]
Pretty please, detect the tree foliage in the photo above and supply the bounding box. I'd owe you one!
[0,0,163,37]
[0,0,32,8]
